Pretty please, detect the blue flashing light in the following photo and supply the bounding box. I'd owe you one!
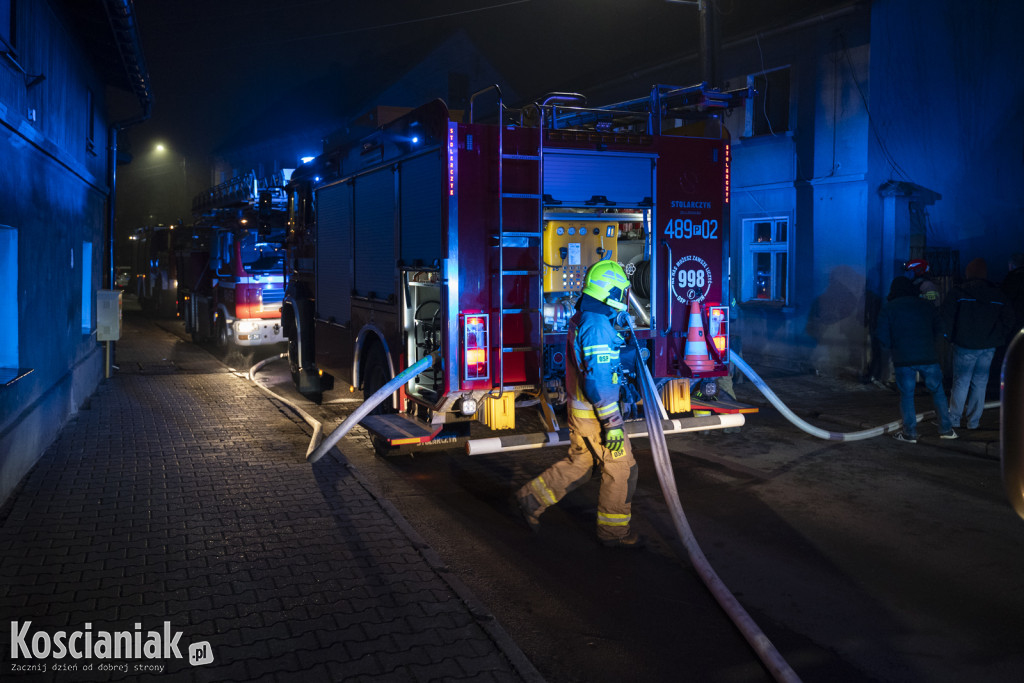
[300,156,315,164]
[313,176,321,182]
[412,136,419,144]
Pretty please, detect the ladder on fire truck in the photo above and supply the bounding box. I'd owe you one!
[191,170,289,214]
[470,86,561,434]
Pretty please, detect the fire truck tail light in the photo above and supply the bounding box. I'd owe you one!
[709,306,729,356]
[463,314,489,381]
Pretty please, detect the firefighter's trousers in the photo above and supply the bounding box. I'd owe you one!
[517,415,638,540]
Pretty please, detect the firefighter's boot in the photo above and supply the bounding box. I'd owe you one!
[514,490,544,533]
[600,528,645,549]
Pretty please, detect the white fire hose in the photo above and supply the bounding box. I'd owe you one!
[626,321,803,683]
[306,351,440,464]
[247,353,323,457]
[729,351,999,441]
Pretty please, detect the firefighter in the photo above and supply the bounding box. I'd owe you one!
[515,260,642,548]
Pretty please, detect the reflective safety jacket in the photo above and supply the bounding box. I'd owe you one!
[566,296,626,430]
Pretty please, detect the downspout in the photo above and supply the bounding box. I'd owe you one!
[103,0,154,377]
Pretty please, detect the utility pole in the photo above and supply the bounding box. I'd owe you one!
[699,0,720,88]
[668,0,720,87]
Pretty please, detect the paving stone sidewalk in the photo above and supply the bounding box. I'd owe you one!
[0,315,542,682]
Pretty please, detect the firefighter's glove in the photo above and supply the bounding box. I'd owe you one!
[603,427,625,454]
[614,310,632,330]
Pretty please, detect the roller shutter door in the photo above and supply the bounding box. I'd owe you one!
[316,182,352,324]
[543,151,655,207]
[400,152,443,267]
[354,169,396,299]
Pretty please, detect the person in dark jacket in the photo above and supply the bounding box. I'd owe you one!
[877,277,956,442]
[941,258,1014,430]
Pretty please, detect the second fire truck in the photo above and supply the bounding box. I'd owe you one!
[283,84,755,453]
[178,172,289,349]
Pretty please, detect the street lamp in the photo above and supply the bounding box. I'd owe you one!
[149,142,188,223]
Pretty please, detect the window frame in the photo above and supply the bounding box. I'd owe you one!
[0,225,23,384]
[86,88,97,155]
[81,241,93,334]
[0,0,15,52]
[741,216,792,305]
[745,66,791,138]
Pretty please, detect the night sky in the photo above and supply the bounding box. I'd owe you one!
[114,0,837,227]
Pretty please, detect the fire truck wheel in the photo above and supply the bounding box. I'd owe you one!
[287,339,302,381]
[216,319,230,350]
[370,435,398,457]
[363,344,396,416]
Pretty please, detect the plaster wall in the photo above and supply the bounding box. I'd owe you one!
[868,0,1024,283]
[0,0,112,506]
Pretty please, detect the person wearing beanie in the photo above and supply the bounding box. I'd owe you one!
[941,257,1014,430]
[877,277,956,442]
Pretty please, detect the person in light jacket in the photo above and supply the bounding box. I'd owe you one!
[941,258,1014,430]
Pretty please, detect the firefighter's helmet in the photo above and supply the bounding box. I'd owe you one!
[582,260,630,311]
[905,259,930,277]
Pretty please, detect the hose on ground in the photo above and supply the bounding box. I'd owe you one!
[247,353,323,457]
[627,322,803,683]
[729,351,999,441]
[307,351,440,464]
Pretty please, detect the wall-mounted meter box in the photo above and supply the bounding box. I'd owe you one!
[96,289,122,341]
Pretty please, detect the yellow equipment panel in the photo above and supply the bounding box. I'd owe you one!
[543,221,619,293]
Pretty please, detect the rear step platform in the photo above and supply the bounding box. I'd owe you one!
[691,397,759,414]
[360,413,442,446]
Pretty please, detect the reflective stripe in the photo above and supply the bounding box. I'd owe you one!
[595,403,618,418]
[529,476,559,506]
[572,407,597,419]
[597,511,631,527]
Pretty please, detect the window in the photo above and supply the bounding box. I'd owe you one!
[81,241,92,333]
[746,67,791,137]
[743,217,790,303]
[0,226,18,380]
[0,0,15,51]
[86,88,96,154]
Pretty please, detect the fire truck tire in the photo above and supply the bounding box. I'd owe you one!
[287,339,300,383]
[362,344,396,416]
[216,319,230,350]
[370,435,398,458]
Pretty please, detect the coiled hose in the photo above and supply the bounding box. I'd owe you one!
[627,322,803,683]
[307,351,440,464]
[729,351,998,441]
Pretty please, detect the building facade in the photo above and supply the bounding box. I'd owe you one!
[587,0,1023,377]
[0,0,150,505]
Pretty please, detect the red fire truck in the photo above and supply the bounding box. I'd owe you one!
[178,172,289,349]
[283,84,754,453]
[131,224,181,318]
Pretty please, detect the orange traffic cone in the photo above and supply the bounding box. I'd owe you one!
[683,301,716,373]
